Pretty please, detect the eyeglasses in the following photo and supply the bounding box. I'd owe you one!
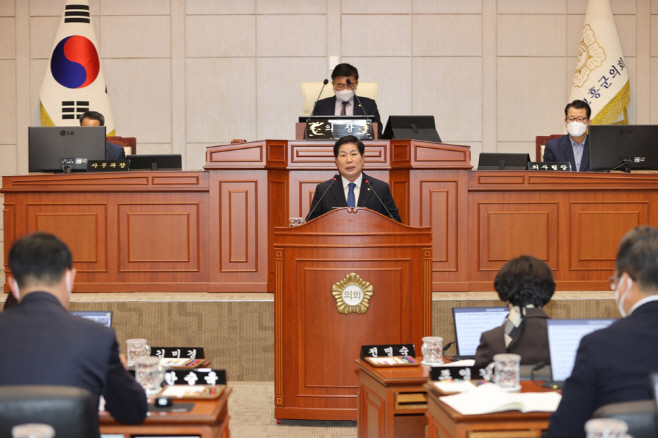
[566,117,588,123]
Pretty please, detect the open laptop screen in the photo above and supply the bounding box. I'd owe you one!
[548,319,615,383]
[452,307,508,357]
[70,310,113,328]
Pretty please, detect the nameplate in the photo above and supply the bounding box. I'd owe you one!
[360,344,415,359]
[527,162,572,171]
[151,347,205,360]
[306,117,373,140]
[163,368,226,386]
[429,365,487,381]
[88,160,130,171]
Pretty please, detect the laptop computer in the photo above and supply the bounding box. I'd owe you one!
[452,307,508,359]
[547,318,615,386]
[70,310,113,328]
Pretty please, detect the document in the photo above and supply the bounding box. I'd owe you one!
[440,383,561,415]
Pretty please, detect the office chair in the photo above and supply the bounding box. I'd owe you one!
[592,400,657,438]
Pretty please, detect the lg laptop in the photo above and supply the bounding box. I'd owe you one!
[452,307,508,359]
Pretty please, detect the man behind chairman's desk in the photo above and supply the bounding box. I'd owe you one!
[549,226,658,437]
[543,100,591,171]
[312,63,383,138]
[80,110,126,160]
[306,135,401,222]
[0,233,148,429]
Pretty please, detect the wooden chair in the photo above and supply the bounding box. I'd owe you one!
[535,135,563,162]
[106,136,136,156]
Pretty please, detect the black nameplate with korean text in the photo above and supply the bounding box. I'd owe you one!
[163,368,226,386]
[151,347,205,360]
[429,365,488,381]
[306,117,373,140]
[528,162,572,172]
[88,159,130,172]
[360,344,416,359]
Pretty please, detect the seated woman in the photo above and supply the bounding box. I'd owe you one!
[474,255,555,367]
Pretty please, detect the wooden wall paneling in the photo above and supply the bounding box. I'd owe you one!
[288,170,328,220]
[267,170,289,292]
[389,169,410,225]
[2,202,15,287]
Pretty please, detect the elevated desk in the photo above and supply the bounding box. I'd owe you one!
[99,387,231,438]
[3,139,656,293]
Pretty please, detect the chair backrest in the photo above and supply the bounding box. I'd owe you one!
[535,134,563,162]
[107,136,137,156]
[593,400,657,438]
[301,81,378,116]
[0,386,98,438]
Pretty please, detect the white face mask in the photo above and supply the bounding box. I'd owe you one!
[567,121,588,137]
[335,89,354,102]
[615,276,632,317]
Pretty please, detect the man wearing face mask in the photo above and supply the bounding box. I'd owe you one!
[0,232,148,431]
[312,63,383,138]
[549,226,658,437]
[543,100,591,171]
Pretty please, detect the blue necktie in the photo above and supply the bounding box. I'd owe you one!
[347,182,356,207]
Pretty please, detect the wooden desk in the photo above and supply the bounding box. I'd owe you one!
[99,387,231,438]
[356,358,429,438]
[425,382,550,438]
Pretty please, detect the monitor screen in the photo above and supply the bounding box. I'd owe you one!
[452,307,508,357]
[477,153,530,170]
[547,318,615,382]
[29,126,106,172]
[589,125,658,171]
[382,115,442,142]
[70,310,113,328]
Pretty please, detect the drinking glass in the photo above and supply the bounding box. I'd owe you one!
[135,356,165,395]
[126,338,150,367]
[492,353,521,391]
[421,336,444,365]
[12,424,55,438]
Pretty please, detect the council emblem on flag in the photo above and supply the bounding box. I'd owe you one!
[39,0,115,135]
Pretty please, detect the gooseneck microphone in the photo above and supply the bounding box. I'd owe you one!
[346,78,368,117]
[310,79,329,117]
[365,179,395,221]
[305,175,339,222]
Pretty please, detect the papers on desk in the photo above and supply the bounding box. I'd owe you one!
[440,383,561,415]
[433,380,477,394]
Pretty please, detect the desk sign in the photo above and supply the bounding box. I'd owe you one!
[88,159,130,172]
[360,344,415,359]
[163,369,226,386]
[429,365,487,381]
[527,162,572,171]
[151,347,205,360]
[306,117,373,140]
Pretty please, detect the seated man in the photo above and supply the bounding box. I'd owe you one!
[306,135,401,222]
[543,100,591,171]
[549,226,658,437]
[474,255,554,367]
[0,232,147,429]
[79,110,126,160]
[312,63,383,138]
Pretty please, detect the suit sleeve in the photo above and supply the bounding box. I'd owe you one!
[103,338,148,424]
[370,101,383,139]
[543,140,557,163]
[381,184,401,222]
[548,335,599,438]
[473,332,495,367]
[306,184,324,222]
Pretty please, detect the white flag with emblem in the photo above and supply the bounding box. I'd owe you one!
[569,0,630,124]
[39,0,115,135]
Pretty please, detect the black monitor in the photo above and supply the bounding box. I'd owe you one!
[477,152,530,170]
[29,126,106,173]
[589,125,658,172]
[382,116,442,142]
[127,154,182,171]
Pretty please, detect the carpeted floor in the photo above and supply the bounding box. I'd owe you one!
[229,382,356,437]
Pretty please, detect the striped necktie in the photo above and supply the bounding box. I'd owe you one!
[341,101,348,116]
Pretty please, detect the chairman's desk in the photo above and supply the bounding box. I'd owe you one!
[2,139,653,292]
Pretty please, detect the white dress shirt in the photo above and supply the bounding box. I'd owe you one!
[343,173,362,205]
[334,97,354,116]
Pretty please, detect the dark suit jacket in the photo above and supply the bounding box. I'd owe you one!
[106,141,126,160]
[543,134,589,171]
[473,307,550,367]
[549,301,658,437]
[0,292,147,430]
[307,172,401,222]
[312,95,383,138]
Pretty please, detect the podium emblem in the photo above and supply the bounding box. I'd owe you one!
[331,273,374,314]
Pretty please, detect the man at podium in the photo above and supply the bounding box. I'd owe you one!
[312,63,383,138]
[306,135,401,222]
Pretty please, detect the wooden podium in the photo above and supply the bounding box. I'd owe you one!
[272,208,432,421]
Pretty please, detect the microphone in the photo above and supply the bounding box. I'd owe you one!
[305,175,339,222]
[365,179,395,221]
[309,79,329,118]
[346,78,368,117]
